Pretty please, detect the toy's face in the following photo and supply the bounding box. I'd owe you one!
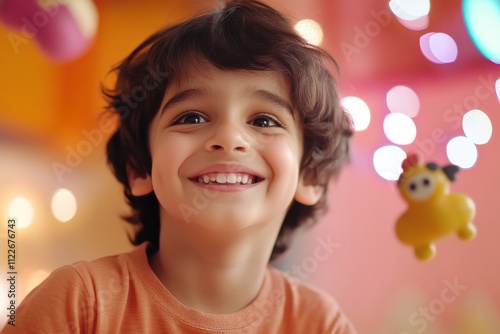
[398,165,449,203]
[403,171,436,201]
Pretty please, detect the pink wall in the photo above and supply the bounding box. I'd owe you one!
[272,2,500,330]
[275,58,500,334]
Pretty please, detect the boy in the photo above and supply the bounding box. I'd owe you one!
[3,0,355,333]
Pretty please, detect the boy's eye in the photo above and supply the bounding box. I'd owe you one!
[250,114,282,128]
[172,112,208,125]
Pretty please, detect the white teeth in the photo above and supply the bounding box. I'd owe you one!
[197,173,258,185]
[226,174,237,184]
[216,174,227,183]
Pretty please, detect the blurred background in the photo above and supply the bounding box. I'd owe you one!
[1,0,499,332]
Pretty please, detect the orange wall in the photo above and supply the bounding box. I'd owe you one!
[0,0,197,156]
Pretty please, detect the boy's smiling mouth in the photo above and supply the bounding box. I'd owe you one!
[193,173,262,185]
[188,164,265,188]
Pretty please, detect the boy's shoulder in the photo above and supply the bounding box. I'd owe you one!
[45,243,141,281]
[20,243,148,310]
[270,266,334,305]
[62,243,149,294]
[70,243,145,275]
[268,267,356,333]
[1,245,149,333]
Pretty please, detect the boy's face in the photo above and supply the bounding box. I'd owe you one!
[130,61,321,231]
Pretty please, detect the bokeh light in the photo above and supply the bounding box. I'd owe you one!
[294,19,324,46]
[0,282,6,322]
[462,109,493,145]
[342,96,371,131]
[8,197,34,228]
[496,78,500,100]
[383,113,417,145]
[373,146,407,181]
[51,188,77,222]
[386,85,420,117]
[446,136,478,168]
[420,32,458,64]
[396,15,429,31]
[389,0,430,20]
[463,0,500,64]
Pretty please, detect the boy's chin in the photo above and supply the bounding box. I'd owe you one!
[191,216,264,233]
[186,211,275,234]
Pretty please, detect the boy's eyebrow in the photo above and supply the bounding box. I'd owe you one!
[160,88,208,115]
[251,89,295,119]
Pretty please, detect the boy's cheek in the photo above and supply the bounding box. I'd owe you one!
[263,145,302,189]
[266,138,301,165]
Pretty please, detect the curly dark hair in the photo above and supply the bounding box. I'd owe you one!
[104,0,352,261]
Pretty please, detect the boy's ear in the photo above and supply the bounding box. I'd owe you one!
[127,165,153,196]
[294,174,324,206]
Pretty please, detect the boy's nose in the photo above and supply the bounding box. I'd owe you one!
[205,121,250,153]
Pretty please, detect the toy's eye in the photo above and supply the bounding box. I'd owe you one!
[404,171,436,201]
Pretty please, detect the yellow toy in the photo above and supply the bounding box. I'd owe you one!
[395,153,476,261]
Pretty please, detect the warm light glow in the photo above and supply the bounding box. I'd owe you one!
[396,15,429,31]
[420,32,458,64]
[373,146,407,181]
[51,188,77,223]
[27,269,51,293]
[383,113,417,145]
[462,109,492,145]
[463,0,500,64]
[446,136,478,169]
[342,96,371,131]
[420,33,440,63]
[64,0,99,38]
[430,33,458,63]
[8,197,34,228]
[496,78,500,100]
[0,282,7,321]
[389,0,430,20]
[386,85,420,117]
[294,19,324,46]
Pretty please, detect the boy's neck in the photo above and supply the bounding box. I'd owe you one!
[148,217,282,314]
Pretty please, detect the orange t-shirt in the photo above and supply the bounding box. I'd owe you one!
[2,243,356,333]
